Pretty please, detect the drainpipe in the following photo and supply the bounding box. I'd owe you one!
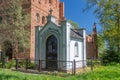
[82,29,86,67]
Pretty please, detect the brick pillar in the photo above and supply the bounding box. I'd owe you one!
[59,2,65,20]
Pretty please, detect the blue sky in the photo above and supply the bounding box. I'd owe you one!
[60,0,101,34]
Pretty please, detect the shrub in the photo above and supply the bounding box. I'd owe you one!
[19,60,26,68]
[0,61,2,68]
[5,60,16,69]
[28,62,36,69]
[101,50,120,65]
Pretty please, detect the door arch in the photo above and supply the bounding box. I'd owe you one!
[2,40,12,60]
[46,35,57,69]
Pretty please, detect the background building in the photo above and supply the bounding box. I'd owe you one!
[86,23,98,59]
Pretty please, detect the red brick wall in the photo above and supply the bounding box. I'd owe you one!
[30,0,64,59]
[86,35,98,59]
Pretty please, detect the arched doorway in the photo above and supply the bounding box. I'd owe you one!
[46,35,57,69]
[2,40,12,60]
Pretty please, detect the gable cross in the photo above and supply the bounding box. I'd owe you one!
[49,8,53,15]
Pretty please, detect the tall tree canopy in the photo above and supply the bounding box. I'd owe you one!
[0,0,30,53]
[68,20,80,29]
[86,0,120,52]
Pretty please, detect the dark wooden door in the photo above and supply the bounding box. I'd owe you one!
[46,35,57,70]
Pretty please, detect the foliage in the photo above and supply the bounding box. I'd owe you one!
[16,60,35,69]
[68,20,79,29]
[0,60,16,69]
[97,32,106,55]
[0,59,36,69]
[27,62,36,69]
[1,64,120,80]
[0,0,30,53]
[85,0,120,53]
[77,64,120,80]
[0,61,2,67]
[5,60,16,69]
[101,50,120,65]
[85,0,120,64]
[18,60,27,68]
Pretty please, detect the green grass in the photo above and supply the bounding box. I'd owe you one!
[78,64,120,80]
[0,64,120,80]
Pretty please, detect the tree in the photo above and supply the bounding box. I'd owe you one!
[0,0,30,55]
[68,20,80,29]
[86,0,120,53]
[97,32,106,56]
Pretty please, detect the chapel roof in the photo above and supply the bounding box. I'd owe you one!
[70,29,83,39]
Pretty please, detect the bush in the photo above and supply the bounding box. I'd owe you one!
[28,62,36,69]
[19,60,26,68]
[5,60,16,69]
[101,50,120,65]
[0,61,2,68]
[17,59,36,69]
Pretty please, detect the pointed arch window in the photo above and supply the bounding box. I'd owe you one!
[36,13,40,23]
[42,16,45,24]
[38,0,41,4]
[74,42,79,57]
[0,16,2,23]
[46,35,57,54]
[49,0,52,4]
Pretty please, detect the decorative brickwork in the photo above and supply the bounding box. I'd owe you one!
[30,0,65,59]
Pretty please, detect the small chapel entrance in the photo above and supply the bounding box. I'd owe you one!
[46,35,57,70]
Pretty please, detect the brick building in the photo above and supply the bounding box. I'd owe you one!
[0,0,65,59]
[0,0,98,60]
[30,0,65,59]
[86,23,98,59]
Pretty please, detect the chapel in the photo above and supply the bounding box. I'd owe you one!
[35,11,86,71]
[0,0,87,71]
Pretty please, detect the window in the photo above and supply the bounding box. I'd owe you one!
[0,16,2,23]
[49,0,52,4]
[0,0,2,3]
[74,42,79,57]
[46,35,57,54]
[36,13,40,23]
[42,16,45,24]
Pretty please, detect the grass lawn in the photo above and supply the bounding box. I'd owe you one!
[0,64,120,80]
